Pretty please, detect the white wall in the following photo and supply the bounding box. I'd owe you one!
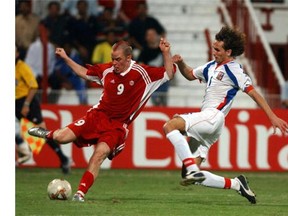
[252,1,288,43]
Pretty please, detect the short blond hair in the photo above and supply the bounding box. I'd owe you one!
[112,40,132,56]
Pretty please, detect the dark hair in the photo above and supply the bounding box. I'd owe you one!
[215,26,246,57]
[77,0,88,7]
[137,2,147,8]
[48,1,60,9]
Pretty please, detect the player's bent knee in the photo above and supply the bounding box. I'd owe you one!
[164,117,187,135]
[163,120,175,134]
[163,122,169,134]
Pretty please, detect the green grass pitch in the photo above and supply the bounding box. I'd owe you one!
[16,168,288,216]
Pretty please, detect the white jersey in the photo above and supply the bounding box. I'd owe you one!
[193,60,253,116]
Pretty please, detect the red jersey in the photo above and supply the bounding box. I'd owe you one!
[86,60,172,125]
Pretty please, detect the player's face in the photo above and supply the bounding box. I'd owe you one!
[212,40,232,64]
[111,49,131,74]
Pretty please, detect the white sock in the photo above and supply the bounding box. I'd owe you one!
[77,190,85,197]
[197,171,240,190]
[230,179,240,191]
[198,171,225,188]
[166,130,199,172]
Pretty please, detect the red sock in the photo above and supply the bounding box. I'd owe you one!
[224,178,231,189]
[183,158,198,171]
[78,171,95,194]
[183,158,196,167]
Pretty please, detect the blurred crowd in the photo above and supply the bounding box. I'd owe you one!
[15,0,169,106]
[16,0,287,108]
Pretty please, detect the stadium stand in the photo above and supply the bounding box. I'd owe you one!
[27,0,287,108]
[147,0,257,108]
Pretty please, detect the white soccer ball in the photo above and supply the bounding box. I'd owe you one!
[47,179,72,200]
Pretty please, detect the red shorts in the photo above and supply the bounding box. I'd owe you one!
[67,108,128,152]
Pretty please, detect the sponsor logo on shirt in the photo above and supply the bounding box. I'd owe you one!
[216,72,224,81]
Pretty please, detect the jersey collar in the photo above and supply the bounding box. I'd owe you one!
[216,59,233,69]
[120,60,135,76]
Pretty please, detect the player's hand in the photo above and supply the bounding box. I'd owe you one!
[21,106,29,117]
[270,116,288,134]
[55,48,68,59]
[159,38,170,53]
[172,54,183,64]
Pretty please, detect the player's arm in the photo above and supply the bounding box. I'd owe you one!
[55,48,88,80]
[24,88,38,105]
[248,88,288,134]
[21,64,39,117]
[172,55,196,81]
[159,38,174,79]
[21,88,38,117]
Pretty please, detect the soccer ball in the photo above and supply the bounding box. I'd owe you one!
[47,179,72,200]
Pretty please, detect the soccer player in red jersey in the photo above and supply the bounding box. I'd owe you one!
[28,38,175,202]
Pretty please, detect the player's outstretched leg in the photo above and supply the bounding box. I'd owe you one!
[181,169,256,204]
[29,127,72,174]
[28,127,49,138]
[234,175,256,204]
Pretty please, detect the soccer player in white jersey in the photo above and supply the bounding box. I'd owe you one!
[164,26,288,204]
[28,39,176,202]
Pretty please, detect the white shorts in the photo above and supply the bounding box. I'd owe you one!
[179,108,225,159]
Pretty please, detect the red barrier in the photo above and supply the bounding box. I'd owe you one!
[204,29,213,62]
[21,105,288,172]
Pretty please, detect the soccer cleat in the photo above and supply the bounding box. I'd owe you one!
[180,171,206,186]
[61,157,72,174]
[235,175,256,204]
[28,127,48,139]
[72,192,85,202]
[181,164,187,178]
